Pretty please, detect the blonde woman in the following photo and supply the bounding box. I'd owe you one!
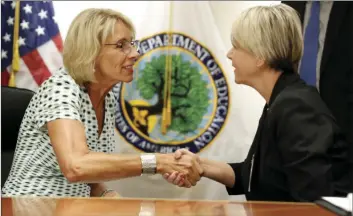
[2,9,203,197]
[165,4,351,202]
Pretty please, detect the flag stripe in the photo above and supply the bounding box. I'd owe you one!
[15,60,40,91]
[37,39,63,75]
[52,34,63,52]
[22,49,52,86]
[1,69,10,86]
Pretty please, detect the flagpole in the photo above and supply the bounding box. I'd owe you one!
[9,0,21,87]
[167,0,173,128]
[161,1,174,135]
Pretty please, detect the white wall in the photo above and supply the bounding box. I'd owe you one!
[54,1,280,47]
[209,1,280,49]
[53,1,149,40]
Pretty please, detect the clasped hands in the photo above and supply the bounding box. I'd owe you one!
[157,149,203,188]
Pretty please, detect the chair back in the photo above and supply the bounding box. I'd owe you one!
[1,86,35,187]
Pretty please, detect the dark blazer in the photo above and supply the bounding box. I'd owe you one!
[283,1,353,166]
[226,72,352,202]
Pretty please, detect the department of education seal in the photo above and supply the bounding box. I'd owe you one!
[113,32,230,153]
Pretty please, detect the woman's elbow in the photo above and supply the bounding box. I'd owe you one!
[62,162,86,183]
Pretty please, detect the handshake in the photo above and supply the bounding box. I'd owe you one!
[156,149,204,188]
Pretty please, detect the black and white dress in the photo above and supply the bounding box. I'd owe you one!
[2,68,117,197]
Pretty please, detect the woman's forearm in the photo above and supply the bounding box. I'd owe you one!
[49,119,177,184]
[200,158,236,188]
[64,153,175,183]
[65,152,142,183]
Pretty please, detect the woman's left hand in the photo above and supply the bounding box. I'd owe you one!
[163,171,192,188]
[102,190,121,198]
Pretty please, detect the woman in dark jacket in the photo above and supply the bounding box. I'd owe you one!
[164,3,352,202]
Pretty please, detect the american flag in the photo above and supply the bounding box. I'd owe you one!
[1,0,63,91]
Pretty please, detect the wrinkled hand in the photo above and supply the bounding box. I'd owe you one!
[162,149,203,188]
[157,149,203,186]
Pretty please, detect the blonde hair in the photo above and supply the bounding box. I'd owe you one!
[231,4,303,72]
[63,8,135,85]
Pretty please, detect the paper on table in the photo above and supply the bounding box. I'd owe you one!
[322,193,352,213]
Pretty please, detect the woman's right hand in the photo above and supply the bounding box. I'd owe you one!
[163,149,237,189]
[156,151,203,186]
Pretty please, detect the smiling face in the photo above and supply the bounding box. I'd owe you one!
[226,43,262,85]
[94,21,140,84]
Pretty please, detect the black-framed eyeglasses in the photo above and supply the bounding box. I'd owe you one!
[105,39,140,54]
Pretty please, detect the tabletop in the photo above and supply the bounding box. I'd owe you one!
[1,197,335,216]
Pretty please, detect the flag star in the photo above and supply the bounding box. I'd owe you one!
[52,16,57,23]
[11,1,16,9]
[18,37,26,46]
[38,9,48,19]
[1,49,8,59]
[35,25,45,36]
[7,17,14,26]
[2,33,11,42]
[20,20,30,30]
[1,1,5,5]
[23,4,32,14]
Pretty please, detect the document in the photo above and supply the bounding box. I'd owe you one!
[321,193,352,213]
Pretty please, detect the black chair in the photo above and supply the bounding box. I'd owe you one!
[1,86,35,187]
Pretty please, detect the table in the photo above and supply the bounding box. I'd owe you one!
[1,197,335,216]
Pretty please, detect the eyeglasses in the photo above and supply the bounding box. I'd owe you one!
[105,39,140,55]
